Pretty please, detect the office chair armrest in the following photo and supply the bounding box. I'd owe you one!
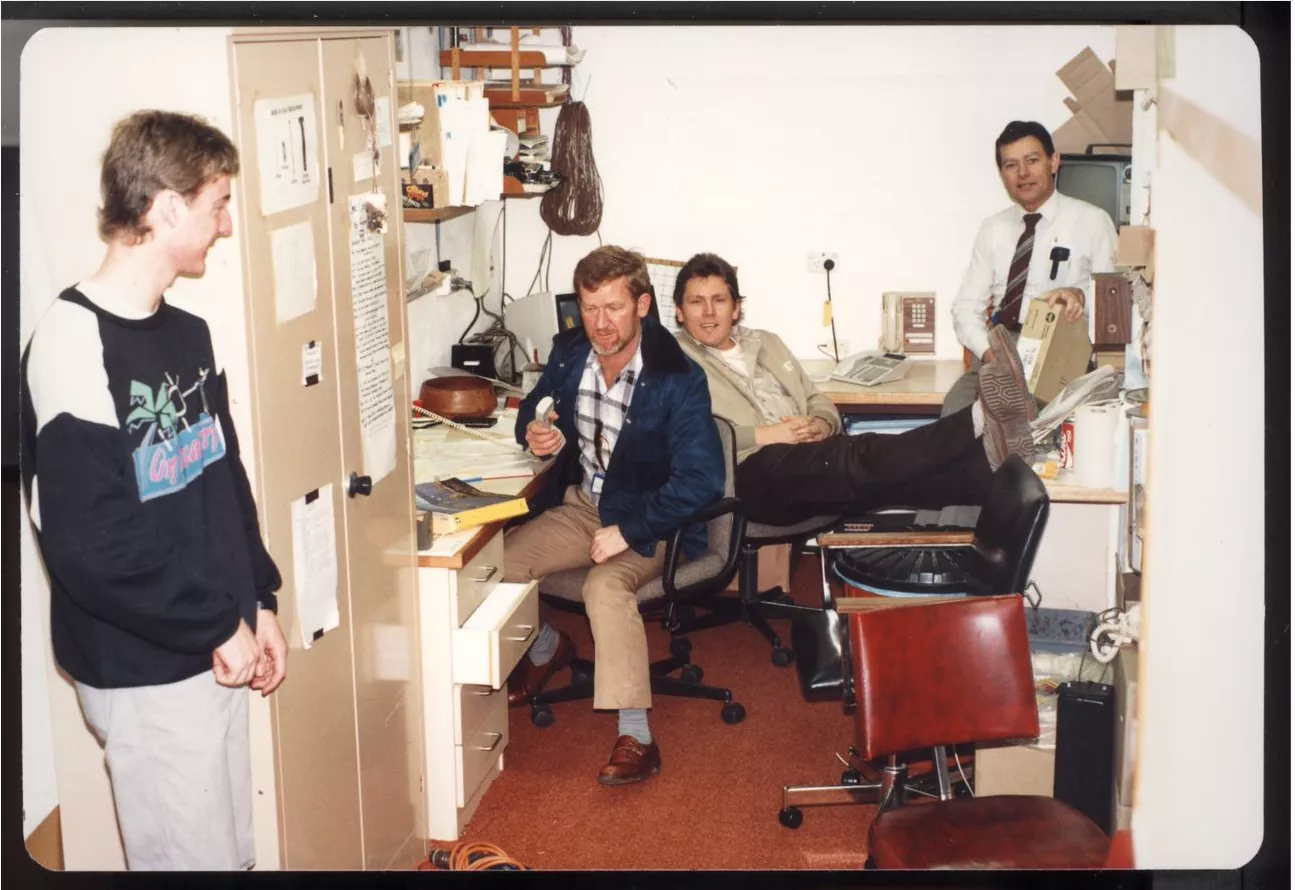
[660,497,748,602]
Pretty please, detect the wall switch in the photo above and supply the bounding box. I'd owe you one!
[806,252,839,273]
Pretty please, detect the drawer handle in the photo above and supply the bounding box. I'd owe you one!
[471,565,498,584]
[503,623,537,643]
[469,687,493,697]
[472,731,504,752]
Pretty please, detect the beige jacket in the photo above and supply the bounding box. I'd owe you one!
[675,327,842,463]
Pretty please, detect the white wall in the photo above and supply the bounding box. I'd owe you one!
[1131,25,1264,869]
[19,26,280,867]
[502,25,1117,359]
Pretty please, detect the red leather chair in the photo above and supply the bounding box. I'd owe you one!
[849,594,1111,869]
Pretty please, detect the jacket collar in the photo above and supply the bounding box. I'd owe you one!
[555,315,691,376]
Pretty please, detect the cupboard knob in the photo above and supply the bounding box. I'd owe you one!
[347,472,373,498]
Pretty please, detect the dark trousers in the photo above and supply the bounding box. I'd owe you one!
[734,407,993,525]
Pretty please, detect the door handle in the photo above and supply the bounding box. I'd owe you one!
[347,472,373,498]
[503,624,536,643]
[471,731,503,752]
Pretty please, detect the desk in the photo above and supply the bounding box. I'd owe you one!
[801,358,966,413]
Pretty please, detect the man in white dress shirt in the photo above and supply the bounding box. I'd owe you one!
[942,120,1118,415]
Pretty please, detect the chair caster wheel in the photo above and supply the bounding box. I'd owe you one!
[668,606,696,630]
[721,702,746,724]
[771,646,794,668]
[530,706,554,728]
[571,668,593,687]
[669,637,693,660]
[778,807,803,829]
[841,768,863,786]
[680,665,703,684]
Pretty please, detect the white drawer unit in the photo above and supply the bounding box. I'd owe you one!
[450,533,504,627]
[452,582,539,688]
[418,526,540,842]
[455,687,509,807]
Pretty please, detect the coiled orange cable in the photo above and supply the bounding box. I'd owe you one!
[422,840,526,871]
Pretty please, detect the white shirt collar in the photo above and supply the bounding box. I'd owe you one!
[1027,188,1062,223]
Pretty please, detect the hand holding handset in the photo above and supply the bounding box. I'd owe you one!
[526,395,564,458]
[534,396,555,427]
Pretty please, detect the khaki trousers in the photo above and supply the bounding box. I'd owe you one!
[503,485,665,710]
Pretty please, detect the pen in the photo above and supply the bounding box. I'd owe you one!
[454,473,534,484]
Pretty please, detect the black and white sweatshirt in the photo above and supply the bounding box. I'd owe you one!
[20,286,282,689]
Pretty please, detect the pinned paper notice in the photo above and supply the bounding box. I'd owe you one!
[255,93,321,215]
[374,96,393,147]
[348,195,398,484]
[302,341,323,386]
[270,221,318,323]
[290,485,340,649]
[353,149,379,184]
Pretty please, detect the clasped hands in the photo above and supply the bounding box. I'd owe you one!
[758,415,832,447]
[213,609,287,696]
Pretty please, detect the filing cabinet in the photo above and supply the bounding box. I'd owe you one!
[417,527,538,840]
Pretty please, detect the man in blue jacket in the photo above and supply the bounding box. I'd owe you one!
[503,246,724,786]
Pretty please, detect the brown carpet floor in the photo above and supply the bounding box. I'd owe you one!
[449,555,880,871]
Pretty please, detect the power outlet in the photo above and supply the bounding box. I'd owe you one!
[806,252,839,273]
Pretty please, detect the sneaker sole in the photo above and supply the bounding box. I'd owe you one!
[987,326,1038,422]
[984,410,1036,470]
[978,362,1035,428]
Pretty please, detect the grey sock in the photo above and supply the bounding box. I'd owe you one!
[617,708,652,744]
[528,623,559,666]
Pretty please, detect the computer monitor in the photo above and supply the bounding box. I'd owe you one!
[1056,153,1132,228]
[555,292,582,333]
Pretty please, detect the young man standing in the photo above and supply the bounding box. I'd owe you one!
[944,120,1118,415]
[502,246,724,786]
[20,111,287,870]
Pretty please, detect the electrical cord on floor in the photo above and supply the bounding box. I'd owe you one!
[952,747,975,797]
[422,841,527,871]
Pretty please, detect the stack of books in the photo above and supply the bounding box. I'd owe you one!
[414,478,530,535]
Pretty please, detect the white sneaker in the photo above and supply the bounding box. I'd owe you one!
[1031,366,1121,440]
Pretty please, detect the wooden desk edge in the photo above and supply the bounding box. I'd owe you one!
[416,468,550,569]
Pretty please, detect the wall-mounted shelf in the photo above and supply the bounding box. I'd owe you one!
[403,206,475,224]
[503,176,552,198]
[440,48,563,72]
[440,26,574,110]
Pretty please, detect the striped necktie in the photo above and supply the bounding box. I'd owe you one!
[995,212,1042,330]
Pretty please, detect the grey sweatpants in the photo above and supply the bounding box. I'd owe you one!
[77,670,254,871]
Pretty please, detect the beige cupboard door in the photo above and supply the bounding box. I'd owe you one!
[230,31,421,870]
[318,33,423,870]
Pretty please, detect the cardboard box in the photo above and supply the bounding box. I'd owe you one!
[974,741,1056,797]
[402,167,450,209]
[1015,298,1093,403]
[1053,48,1134,155]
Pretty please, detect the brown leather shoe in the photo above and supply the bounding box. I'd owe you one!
[506,630,575,707]
[597,735,661,786]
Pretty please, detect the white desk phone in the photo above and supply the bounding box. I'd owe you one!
[829,351,912,387]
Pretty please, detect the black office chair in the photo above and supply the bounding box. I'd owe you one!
[779,455,1051,826]
[674,516,840,667]
[829,454,1050,599]
[527,417,749,727]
